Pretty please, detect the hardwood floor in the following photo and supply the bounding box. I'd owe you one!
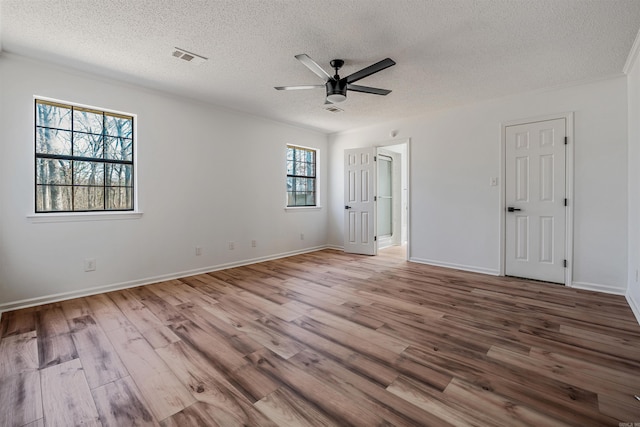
[1,247,640,426]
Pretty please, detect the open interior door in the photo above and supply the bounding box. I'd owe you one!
[344,147,377,255]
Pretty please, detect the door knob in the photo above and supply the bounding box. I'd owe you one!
[345,205,352,210]
[507,207,522,212]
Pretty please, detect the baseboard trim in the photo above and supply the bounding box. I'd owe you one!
[626,292,640,326]
[570,281,627,296]
[0,245,330,315]
[409,257,500,276]
[325,245,344,251]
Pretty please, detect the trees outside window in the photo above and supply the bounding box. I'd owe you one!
[286,145,316,207]
[35,99,134,212]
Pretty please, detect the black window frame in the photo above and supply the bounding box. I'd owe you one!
[34,98,135,213]
[286,145,317,207]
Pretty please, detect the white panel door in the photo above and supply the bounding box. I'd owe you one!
[505,118,566,283]
[344,147,376,255]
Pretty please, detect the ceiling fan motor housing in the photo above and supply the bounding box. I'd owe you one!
[326,79,347,103]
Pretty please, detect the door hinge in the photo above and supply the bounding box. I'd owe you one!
[563,259,567,268]
[374,236,377,241]
[374,196,377,201]
[564,198,568,206]
[564,136,568,145]
[374,156,377,161]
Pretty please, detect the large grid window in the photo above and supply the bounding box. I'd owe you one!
[286,145,316,207]
[35,99,134,212]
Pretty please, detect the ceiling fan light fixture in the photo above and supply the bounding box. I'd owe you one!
[326,79,347,103]
[326,93,346,103]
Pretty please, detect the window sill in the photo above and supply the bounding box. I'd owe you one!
[27,211,144,223]
[284,206,322,211]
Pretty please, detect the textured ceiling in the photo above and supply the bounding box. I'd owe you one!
[1,0,640,133]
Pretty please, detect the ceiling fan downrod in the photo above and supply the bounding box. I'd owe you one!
[327,59,347,103]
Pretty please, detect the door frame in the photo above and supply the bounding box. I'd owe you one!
[499,113,574,286]
[374,138,411,261]
[376,149,401,248]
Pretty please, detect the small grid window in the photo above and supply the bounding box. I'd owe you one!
[35,99,134,212]
[286,145,316,207]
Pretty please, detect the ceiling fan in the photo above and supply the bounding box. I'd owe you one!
[275,54,396,104]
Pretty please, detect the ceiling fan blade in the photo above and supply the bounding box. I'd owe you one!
[295,54,332,82]
[345,58,396,84]
[275,85,325,90]
[347,84,391,96]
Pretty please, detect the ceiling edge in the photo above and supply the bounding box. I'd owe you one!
[0,50,331,136]
[624,27,640,74]
[328,72,627,138]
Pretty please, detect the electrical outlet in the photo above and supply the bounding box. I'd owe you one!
[195,246,202,256]
[84,258,96,272]
[251,240,257,248]
[300,233,304,240]
[228,241,235,250]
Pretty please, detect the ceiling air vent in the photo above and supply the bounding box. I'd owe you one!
[172,47,207,65]
[324,105,344,113]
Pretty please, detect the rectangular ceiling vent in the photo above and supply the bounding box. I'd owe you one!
[172,47,207,65]
[324,105,344,113]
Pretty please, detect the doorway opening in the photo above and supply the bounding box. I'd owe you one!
[343,139,409,259]
[376,143,408,259]
[377,154,393,247]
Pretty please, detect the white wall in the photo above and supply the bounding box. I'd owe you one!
[0,54,328,310]
[329,77,629,292]
[627,39,640,321]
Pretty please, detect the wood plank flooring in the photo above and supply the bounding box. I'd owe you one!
[1,247,640,426]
